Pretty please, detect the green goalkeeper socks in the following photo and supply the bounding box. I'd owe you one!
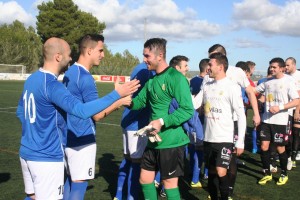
[141,183,157,200]
[165,187,180,200]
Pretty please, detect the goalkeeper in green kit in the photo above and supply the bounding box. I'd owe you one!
[129,38,194,200]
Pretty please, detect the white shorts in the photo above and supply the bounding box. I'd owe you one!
[123,129,148,159]
[65,143,96,181]
[20,157,64,200]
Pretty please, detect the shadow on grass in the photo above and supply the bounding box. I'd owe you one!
[0,173,10,183]
[97,153,120,198]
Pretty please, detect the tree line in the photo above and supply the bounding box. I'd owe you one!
[0,0,139,75]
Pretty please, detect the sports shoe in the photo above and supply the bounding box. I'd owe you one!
[113,198,119,200]
[228,196,233,200]
[207,195,211,199]
[292,161,296,168]
[296,152,300,161]
[159,189,166,198]
[190,181,202,188]
[276,174,288,186]
[258,174,272,185]
[287,158,293,171]
[270,164,277,173]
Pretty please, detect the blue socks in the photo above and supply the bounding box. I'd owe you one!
[115,158,131,200]
[128,162,141,200]
[63,175,71,200]
[69,181,88,200]
[252,129,258,153]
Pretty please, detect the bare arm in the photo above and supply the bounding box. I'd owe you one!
[93,95,131,121]
[245,85,260,126]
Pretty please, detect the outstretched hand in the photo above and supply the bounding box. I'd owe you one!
[114,77,140,97]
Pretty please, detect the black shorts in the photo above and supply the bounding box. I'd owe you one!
[203,142,233,169]
[259,123,289,146]
[140,146,185,180]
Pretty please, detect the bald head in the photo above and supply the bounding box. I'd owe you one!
[43,37,70,61]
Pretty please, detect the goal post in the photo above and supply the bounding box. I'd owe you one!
[0,64,26,75]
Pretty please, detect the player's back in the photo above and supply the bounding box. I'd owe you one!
[18,69,66,161]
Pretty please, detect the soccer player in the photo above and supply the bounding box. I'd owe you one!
[114,62,155,200]
[130,38,194,200]
[169,55,204,188]
[285,57,300,169]
[256,57,299,186]
[16,37,140,200]
[193,52,246,200]
[62,34,133,200]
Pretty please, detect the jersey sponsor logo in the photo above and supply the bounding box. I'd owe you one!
[274,132,285,143]
[260,130,266,138]
[204,101,222,115]
[162,84,166,91]
[168,170,176,175]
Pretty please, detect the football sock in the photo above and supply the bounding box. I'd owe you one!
[252,129,257,150]
[24,197,32,200]
[218,175,229,200]
[63,175,71,200]
[165,187,180,200]
[115,158,131,200]
[292,127,300,161]
[261,150,271,175]
[155,171,161,184]
[204,167,209,177]
[278,151,288,175]
[228,154,237,194]
[69,181,88,200]
[128,162,141,199]
[189,146,200,183]
[208,172,218,200]
[141,183,157,200]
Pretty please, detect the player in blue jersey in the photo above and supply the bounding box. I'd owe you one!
[16,37,140,200]
[62,34,134,200]
[114,62,155,200]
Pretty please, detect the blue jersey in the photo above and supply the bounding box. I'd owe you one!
[16,69,120,162]
[190,75,204,95]
[63,63,99,147]
[121,63,155,131]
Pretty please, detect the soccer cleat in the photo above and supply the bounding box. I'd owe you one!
[190,181,202,188]
[258,174,272,185]
[287,158,293,171]
[292,161,296,168]
[276,174,288,186]
[113,198,119,200]
[296,152,300,161]
[207,195,211,199]
[270,164,278,173]
[228,196,233,200]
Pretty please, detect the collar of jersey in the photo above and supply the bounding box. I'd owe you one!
[74,62,89,72]
[39,68,58,78]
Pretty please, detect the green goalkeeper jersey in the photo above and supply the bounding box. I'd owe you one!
[131,67,194,149]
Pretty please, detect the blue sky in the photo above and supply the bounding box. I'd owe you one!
[1,0,300,74]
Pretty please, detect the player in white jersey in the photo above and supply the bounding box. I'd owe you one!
[16,37,140,200]
[285,57,300,169]
[256,57,299,186]
[193,53,246,200]
[202,44,258,199]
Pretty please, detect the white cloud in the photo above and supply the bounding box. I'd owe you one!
[73,0,220,42]
[234,38,269,48]
[0,1,36,27]
[233,0,300,37]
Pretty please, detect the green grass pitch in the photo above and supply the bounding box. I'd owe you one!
[0,80,300,200]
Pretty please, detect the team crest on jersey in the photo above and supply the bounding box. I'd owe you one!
[266,94,274,102]
[204,102,211,114]
[162,84,166,91]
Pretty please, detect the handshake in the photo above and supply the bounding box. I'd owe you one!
[134,125,162,143]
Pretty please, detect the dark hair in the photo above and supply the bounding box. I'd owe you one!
[246,61,256,68]
[169,55,189,68]
[270,57,285,68]
[79,34,104,54]
[208,44,227,56]
[199,58,209,73]
[267,66,272,75]
[209,52,228,72]
[236,61,250,73]
[144,38,167,59]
